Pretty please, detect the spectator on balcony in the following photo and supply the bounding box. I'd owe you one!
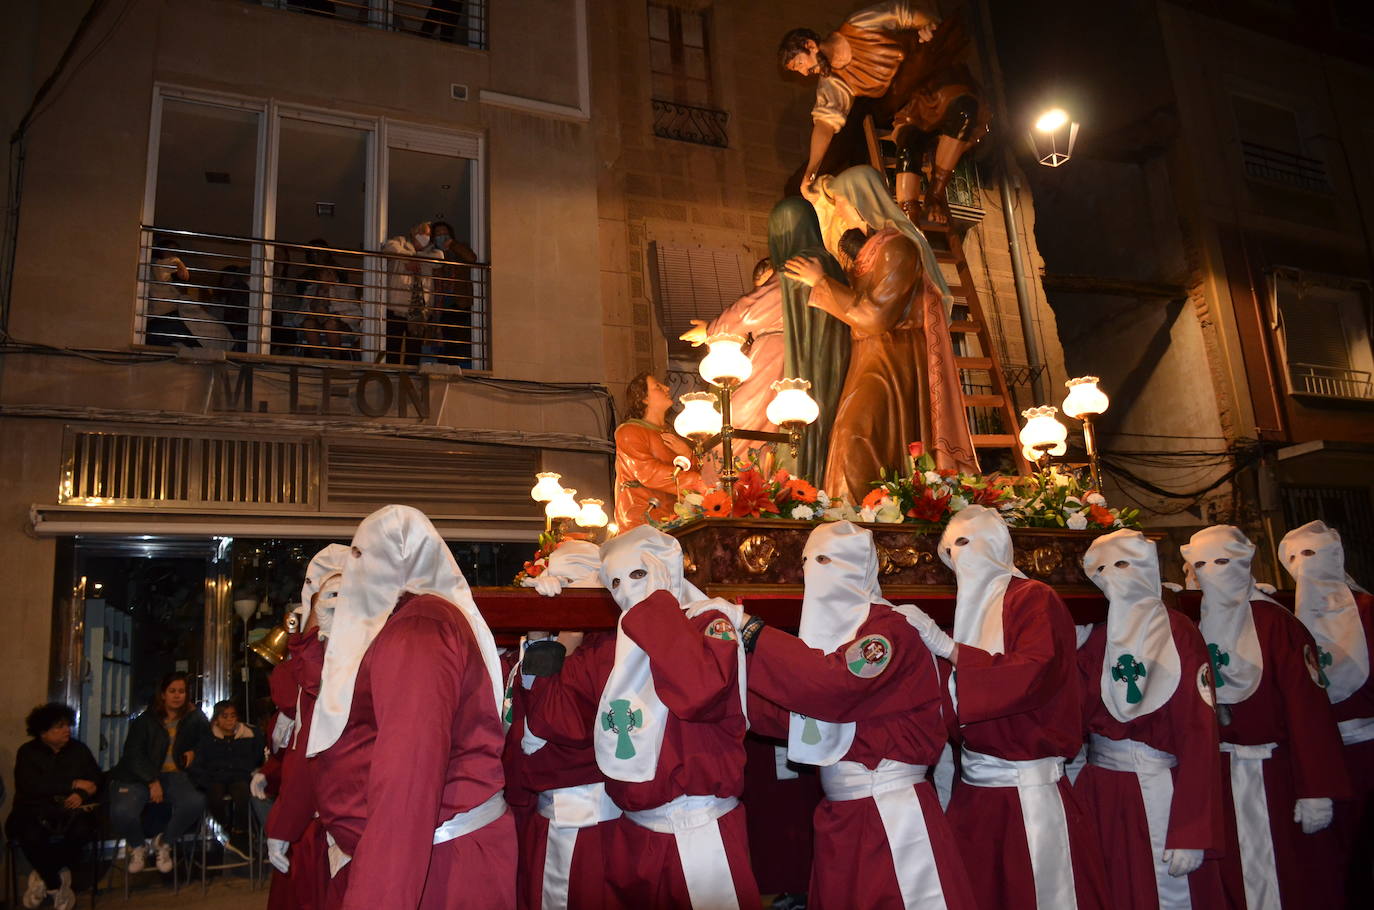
[145,235,232,351]
[212,264,251,350]
[427,221,477,367]
[191,701,263,859]
[382,222,443,366]
[7,702,101,910]
[300,267,365,360]
[419,1,466,43]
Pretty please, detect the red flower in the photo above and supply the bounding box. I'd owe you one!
[908,441,924,458]
[731,469,772,518]
[1088,503,1115,527]
[938,468,958,478]
[965,481,1006,507]
[782,477,819,503]
[523,561,545,577]
[861,487,889,510]
[907,488,952,522]
[702,490,732,517]
[772,469,791,486]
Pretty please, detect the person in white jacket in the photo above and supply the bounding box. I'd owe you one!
[380,223,443,364]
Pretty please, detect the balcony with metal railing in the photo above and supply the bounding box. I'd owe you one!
[137,228,490,369]
[1241,142,1332,194]
[249,0,487,49]
[1289,362,1374,401]
[651,99,729,148]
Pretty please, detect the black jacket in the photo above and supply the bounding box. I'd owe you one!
[190,722,264,787]
[110,707,210,784]
[9,738,101,816]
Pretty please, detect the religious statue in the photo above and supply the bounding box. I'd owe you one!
[780,0,990,223]
[784,165,978,503]
[613,373,704,529]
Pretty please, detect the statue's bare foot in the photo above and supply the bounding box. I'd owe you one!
[919,202,948,227]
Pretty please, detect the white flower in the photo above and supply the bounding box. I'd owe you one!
[682,491,704,507]
[1051,468,1072,487]
[876,500,905,523]
[791,504,815,521]
[816,490,831,510]
[948,494,969,513]
[1067,512,1088,530]
[1085,491,1106,506]
[824,502,859,522]
[859,506,878,523]
[923,470,943,486]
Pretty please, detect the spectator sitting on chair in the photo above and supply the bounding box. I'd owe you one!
[109,672,209,876]
[6,703,100,910]
[191,701,263,859]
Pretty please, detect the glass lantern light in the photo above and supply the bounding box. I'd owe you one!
[545,488,581,521]
[575,498,609,528]
[699,333,753,387]
[1062,376,1109,419]
[765,378,821,427]
[530,471,564,503]
[674,392,723,445]
[1031,107,1079,168]
[1019,405,1068,461]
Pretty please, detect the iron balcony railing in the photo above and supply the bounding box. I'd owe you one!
[137,227,490,369]
[1289,362,1374,401]
[251,0,487,49]
[1241,141,1332,194]
[651,99,729,148]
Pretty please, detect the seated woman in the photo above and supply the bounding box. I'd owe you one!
[108,672,210,875]
[6,703,101,910]
[190,701,263,858]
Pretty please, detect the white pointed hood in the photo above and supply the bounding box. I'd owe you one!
[1084,530,1181,721]
[531,539,605,589]
[941,504,1025,654]
[307,505,504,756]
[1183,525,1277,705]
[788,521,885,765]
[294,544,350,640]
[1280,520,1368,703]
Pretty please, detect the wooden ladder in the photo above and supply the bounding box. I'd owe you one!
[863,119,1030,474]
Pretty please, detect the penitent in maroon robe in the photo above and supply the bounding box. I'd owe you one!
[314,593,515,910]
[507,633,616,910]
[948,576,1109,910]
[527,592,758,910]
[265,633,330,910]
[1075,613,1226,908]
[747,605,976,910]
[1215,600,1351,910]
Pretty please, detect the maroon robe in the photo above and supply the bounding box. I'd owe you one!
[1075,613,1226,908]
[948,576,1109,910]
[266,633,330,910]
[747,605,976,910]
[1250,595,1370,909]
[526,592,758,910]
[1215,600,1351,910]
[314,593,515,910]
[740,733,821,896]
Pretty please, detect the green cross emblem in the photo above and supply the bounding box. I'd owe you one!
[601,698,643,760]
[1111,653,1148,704]
[800,716,822,745]
[502,684,513,725]
[1208,644,1230,688]
[1317,648,1333,688]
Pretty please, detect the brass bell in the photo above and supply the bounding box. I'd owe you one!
[249,624,290,666]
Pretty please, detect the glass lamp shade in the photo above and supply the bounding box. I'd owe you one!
[674,392,722,439]
[530,471,563,502]
[1062,376,1109,419]
[545,488,581,520]
[699,333,753,387]
[1023,442,1065,462]
[575,498,609,528]
[1019,405,1068,452]
[765,378,820,426]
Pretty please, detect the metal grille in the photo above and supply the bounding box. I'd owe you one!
[1241,142,1331,193]
[651,99,729,148]
[322,440,540,514]
[1288,363,1374,400]
[1281,485,1374,586]
[251,0,488,50]
[61,428,317,510]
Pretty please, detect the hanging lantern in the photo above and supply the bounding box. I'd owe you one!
[1030,107,1078,168]
[699,333,753,387]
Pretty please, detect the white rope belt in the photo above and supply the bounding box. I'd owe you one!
[1087,735,1178,774]
[433,791,507,845]
[820,759,928,801]
[536,782,622,829]
[1220,741,1279,910]
[1338,716,1374,746]
[623,794,740,910]
[960,748,1064,788]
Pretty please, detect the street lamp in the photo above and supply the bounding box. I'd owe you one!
[1019,405,1068,466]
[1062,376,1110,489]
[1031,107,1078,168]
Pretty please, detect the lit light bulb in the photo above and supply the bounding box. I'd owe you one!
[575,498,609,528]
[545,488,581,520]
[1019,405,1068,454]
[765,378,820,427]
[1035,108,1069,132]
[530,472,563,502]
[674,392,722,441]
[699,333,753,387]
[1062,376,1110,419]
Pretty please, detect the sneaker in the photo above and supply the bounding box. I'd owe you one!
[22,869,46,909]
[126,843,148,874]
[52,869,76,910]
[153,833,174,874]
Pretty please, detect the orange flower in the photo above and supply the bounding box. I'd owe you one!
[861,487,889,510]
[908,441,924,458]
[732,469,772,517]
[1088,503,1115,527]
[783,477,818,503]
[772,469,792,486]
[702,490,732,517]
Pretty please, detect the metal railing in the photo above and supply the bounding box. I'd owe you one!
[251,0,487,49]
[651,99,729,148]
[137,227,490,369]
[1241,141,1332,193]
[1289,362,1374,400]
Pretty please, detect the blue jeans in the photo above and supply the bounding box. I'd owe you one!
[110,772,206,847]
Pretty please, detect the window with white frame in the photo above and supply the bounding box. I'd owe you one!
[139,86,488,369]
[1271,268,1374,401]
[252,1,488,50]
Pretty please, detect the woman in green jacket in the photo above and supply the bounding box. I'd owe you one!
[108,672,209,874]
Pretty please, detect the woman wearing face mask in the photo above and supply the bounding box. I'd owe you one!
[263,543,349,910]
[381,223,441,365]
[109,672,210,876]
[1183,525,1349,910]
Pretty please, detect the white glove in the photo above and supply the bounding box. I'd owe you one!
[250,771,268,801]
[533,573,566,597]
[1255,582,1277,595]
[1161,582,1183,593]
[1074,624,1096,649]
[1162,848,1204,877]
[271,713,294,751]
[267,838,290,874]
[893,604,955,659]
[1295,797,1334,834]
[685,598,743,630]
